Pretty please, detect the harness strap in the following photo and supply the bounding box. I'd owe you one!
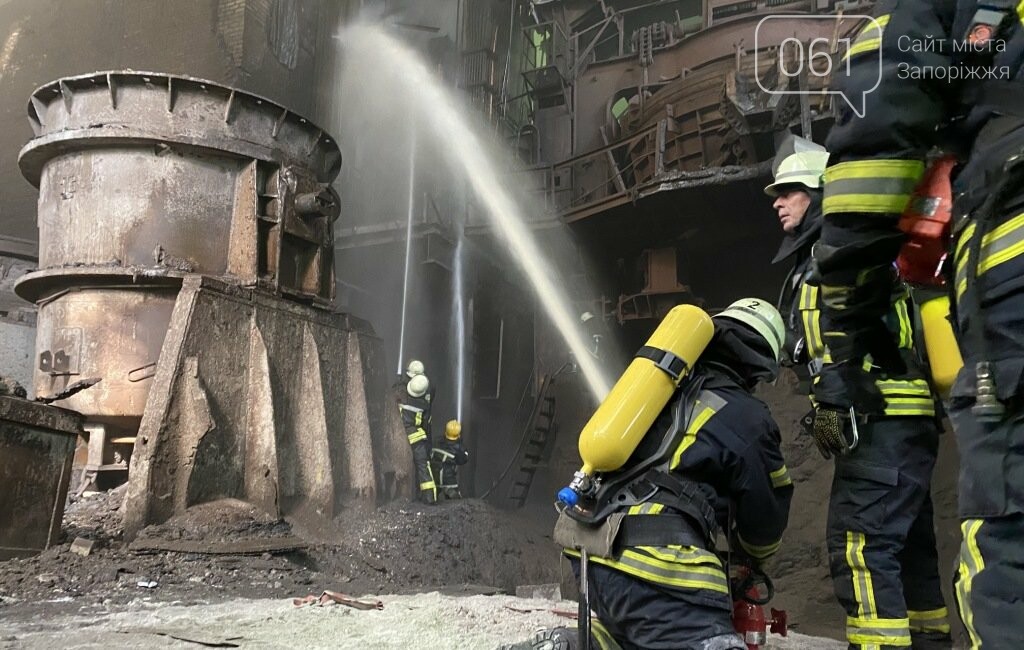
[636,345,688,381]
[615,514,706,550]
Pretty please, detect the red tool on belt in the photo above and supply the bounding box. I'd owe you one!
[896,155,957,287]
[732,565,787,650]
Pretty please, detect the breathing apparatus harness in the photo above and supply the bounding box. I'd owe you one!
[557,371,719,549]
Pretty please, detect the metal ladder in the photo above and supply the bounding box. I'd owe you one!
[507,375,556,507]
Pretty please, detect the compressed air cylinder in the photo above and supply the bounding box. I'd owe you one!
[919,296,963,399]
[577,304,714,475]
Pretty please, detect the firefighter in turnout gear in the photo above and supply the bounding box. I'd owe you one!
[767,138,951,650]
[542,299,794,650]
[807,2,1024,646]
[398,373,437,504]
[431,419,469,499]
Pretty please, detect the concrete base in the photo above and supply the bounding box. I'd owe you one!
[123,275,409,539]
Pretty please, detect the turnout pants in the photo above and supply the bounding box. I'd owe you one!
[410,439,436,504]
[430,451,462,500]
[948,369,1024,650]
[826,416,951,650]
[569,560,745,650]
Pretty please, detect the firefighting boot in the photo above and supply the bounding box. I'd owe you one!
[496,627,577,650]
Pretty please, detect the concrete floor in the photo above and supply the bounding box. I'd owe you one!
[1,592,846,649]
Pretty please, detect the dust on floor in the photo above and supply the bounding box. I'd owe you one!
[1,591,847,649]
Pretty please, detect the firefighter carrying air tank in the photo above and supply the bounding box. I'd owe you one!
[505,299,794,650]
[766,136,951,649]
[809,3,1024,645]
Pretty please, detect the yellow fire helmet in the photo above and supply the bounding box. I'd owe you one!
[445,419,462,440]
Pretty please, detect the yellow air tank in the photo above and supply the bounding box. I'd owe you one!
[577,304,714,476]
[920,295,963,399]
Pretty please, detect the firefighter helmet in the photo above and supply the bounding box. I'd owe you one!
[764,135,829,196]
[580,311,595,323]
[406,359,425,378]
[714,298,786,363]
[407,374,430,398]
[445,419,462,440]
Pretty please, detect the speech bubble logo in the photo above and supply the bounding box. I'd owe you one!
[754,15,883,119]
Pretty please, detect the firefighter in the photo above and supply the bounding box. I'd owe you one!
[805,4,1024,646]
[580,311,603,359]
[431,419,469,499]
[766,138,951,650]
[506,299,794,650]
[406,359,425,378]
[398,373,437,504]
[402,358,437,437]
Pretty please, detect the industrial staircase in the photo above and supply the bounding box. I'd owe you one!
[506,375,556,508]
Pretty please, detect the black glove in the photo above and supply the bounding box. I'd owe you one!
[810,406,860,459]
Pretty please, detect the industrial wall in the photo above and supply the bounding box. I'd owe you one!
[0,0,353,245]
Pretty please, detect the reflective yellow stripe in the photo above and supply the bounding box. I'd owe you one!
[955,519,985,648]
[607,549,729,592]
[955,214,1024,300]
[844,36,880,59]
[628,502,664,515]
[408,429,427,444]
[419,480,436,490]
[802,310,824,359]
[799,283,825,357]
[770,465,792,488]
[874,378,932,390]
[826,159,923,181]
[1018,0,1024,26]
[799,282,818,310]
[954,221,976,300]
[846,616,912,647]
[591,619,621,650]
[823,160,925,215]
[956,222,977,263]
[669,390,726,470]
[908,608,951,634]
[566,545,728,593]
[880,398,936,417]
[894,297,912,349]
[847,531,878,619]
[737,533,781,559]
[843,14,890,60]
[977,213,1024,274]
[668,407,712,469]
[824,193,917,214]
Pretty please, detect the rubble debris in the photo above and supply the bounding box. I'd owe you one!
[129,536,306,556]
[36,573,58,585]
[505,605,578,619]
[122,628,242,648]
[70,537,97,557]
[137,579,159,589]
[515,583,562,600]
[0,496,561,623]
[0,376,26,398]
[292,590,384,610]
